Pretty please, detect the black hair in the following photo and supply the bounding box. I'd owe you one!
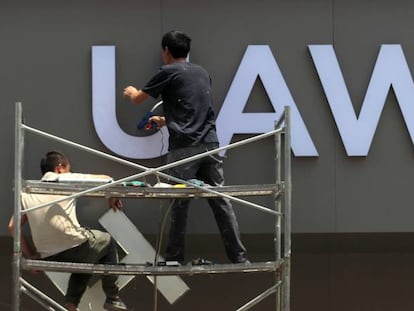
[40,151,69,174]
[161,30,191,58]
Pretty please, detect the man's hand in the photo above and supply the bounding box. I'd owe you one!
[123,86,150,104]
[108,197,123,212]
[123,86,139,99]
[149,115,166,129]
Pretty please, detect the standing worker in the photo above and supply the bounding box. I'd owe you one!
[123,30,248,264]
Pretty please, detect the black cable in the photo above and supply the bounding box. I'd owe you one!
[152,199,175,311]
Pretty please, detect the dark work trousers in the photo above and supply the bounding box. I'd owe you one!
[165,143,247,263]
[44,229,120,306]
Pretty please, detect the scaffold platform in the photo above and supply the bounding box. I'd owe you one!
[12,102,292,311]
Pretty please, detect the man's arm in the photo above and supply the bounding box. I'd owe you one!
[8,214,39,259]
[57,172,123,212]
[123,86,150,104]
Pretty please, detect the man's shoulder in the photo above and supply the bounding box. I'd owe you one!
[163,62,206,72]
[41,171,59,181]
[41,172,112,182]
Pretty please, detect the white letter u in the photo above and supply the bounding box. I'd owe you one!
[91,46,169,159]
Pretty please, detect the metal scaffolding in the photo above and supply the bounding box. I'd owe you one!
[12,102,292,311]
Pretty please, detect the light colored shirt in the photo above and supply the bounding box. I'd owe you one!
[21,172,112,258]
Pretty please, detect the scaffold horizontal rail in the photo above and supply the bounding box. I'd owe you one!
[22,259,284,276]
[23,181,282,199]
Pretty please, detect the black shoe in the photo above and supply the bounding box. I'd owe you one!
[103,297,131,311]
[157,260,181,267]
[190,258,214,265]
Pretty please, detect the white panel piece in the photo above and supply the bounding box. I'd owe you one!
[44,209,189,308]
[99,210,190,304]
[78,280,106,311]
[45,272,106,310]
[45,271,69,295]
[45,262,131,309]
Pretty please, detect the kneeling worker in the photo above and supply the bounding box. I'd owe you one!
[9,151,130,311]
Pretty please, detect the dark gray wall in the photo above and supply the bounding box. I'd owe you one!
[2,0,414,236]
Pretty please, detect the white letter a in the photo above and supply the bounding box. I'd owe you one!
[216,45,318,156]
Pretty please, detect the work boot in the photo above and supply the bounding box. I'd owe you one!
[103,296,131,311]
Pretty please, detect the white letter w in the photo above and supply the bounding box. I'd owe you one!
[309,44,414,156]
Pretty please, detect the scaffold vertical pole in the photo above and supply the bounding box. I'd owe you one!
[274,111,282,311]
[282,106,292,311]
[13,102,24,311]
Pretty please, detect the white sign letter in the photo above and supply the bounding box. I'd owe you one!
[309,44,414,156]
[216,45,318,156]
[92,46,169,159]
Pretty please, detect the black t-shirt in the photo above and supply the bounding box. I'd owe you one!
[142,61,218,150]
